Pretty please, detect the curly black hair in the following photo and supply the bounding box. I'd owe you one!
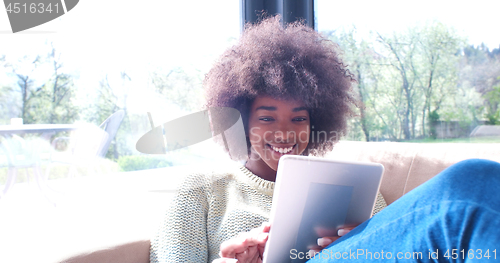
[204,16,359,157]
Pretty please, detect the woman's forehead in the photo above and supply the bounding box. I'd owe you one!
[250,95,307,110]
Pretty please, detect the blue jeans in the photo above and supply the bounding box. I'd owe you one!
[308,159,500,262]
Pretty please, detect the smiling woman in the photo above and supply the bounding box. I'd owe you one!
[246,96,311,181]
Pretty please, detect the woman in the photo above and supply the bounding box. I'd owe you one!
[149,17,387,263]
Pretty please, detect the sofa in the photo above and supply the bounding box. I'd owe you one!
[59,141,500,263]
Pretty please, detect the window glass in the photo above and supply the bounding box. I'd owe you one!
[316,0,500,142]
[0,4,240,260]
[0,1,240,181]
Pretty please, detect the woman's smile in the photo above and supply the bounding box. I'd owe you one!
[268,144,295,154]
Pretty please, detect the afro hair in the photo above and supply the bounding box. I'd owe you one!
[204,16,360,156]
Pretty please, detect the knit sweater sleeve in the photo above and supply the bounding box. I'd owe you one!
[150,172,212,263]
[372,192,387,215]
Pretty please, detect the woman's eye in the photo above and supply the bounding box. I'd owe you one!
[293,117,307,122]
[259,117,274,122]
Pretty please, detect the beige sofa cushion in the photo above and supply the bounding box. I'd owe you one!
[328,141,500,204]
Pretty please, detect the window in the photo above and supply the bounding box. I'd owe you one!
[0,1,241,177]
[316,0,500,142]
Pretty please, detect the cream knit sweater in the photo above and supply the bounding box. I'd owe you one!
[150,164,387,263]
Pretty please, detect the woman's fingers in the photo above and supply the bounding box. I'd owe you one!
[260,222,271,233]
[317,237,334,247]
[219,222,271,260]
[337,226,355,237]
[317,236,343,248]
[316,227,356,249]
[220,231,269,258]
[235,245,261,262]
[218,242,263,263]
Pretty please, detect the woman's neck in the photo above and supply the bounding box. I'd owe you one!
[245,156,277,182]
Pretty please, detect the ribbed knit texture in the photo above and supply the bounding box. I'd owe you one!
[150,164,386,263]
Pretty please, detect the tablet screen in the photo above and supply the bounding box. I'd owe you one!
[294,183,353,258]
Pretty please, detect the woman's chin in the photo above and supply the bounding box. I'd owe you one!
[260,158,278,171]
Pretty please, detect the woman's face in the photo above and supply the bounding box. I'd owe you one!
[246,96,310,176]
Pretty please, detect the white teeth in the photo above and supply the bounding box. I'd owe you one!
[270,145,294,154]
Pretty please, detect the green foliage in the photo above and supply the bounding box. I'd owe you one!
[427,110,440,139]
[483,82,500,125]
[485,111,500,125]
[327,21,492,141]
[428,110,440,122]
[1,43,79,125]
[117,155,173,172]
[0,85,18,124]
[150,67,204,112]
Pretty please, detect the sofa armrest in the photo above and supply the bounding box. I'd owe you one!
[404,143,500,194]
[59,240,150,263]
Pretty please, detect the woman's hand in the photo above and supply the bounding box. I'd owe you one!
[309,226,356,256]
[213,222,271,263]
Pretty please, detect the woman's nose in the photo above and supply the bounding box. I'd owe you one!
[274,124,295,143]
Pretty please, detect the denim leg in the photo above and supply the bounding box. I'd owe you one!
[308,159,500,262]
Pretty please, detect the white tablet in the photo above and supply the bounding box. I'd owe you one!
[263,155,384,263]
